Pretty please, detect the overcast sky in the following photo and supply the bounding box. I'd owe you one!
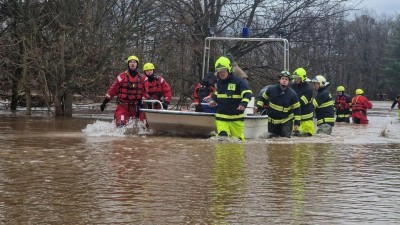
[358,0,400,16]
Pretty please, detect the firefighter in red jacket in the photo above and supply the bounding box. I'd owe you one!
[351,88,373,124]
[143,62,172,109]
[389,95,400,119]
[100,55,149,127]
[334,85,352,123]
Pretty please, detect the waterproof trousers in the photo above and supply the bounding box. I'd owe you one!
[268,120,293,138]
[352,111,368,124]
[298,120,315,136]
[316,123,332,135]
[215,120,245,141]
[114,103,146,127]
[335,115,350,123]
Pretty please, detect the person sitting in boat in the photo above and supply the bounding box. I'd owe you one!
[100,55,149,127]
[193,72,217,112]
[142,62,172,109]
[256,71,301,138]
[208,56,253,141]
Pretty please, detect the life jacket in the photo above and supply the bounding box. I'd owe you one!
[197,85,214,101]
[148,75,163,100]
[352,95,372,112]
[118,72,146,102]
[193,83,215,103]
[335,95,347,110]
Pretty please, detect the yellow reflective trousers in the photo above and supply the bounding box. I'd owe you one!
[216,120,245,141]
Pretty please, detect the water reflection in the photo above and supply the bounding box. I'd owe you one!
[0,102,399,224]
[290,143,317,223]
[211,143,245,224]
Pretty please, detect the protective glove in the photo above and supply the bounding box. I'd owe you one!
[100,98,110,112]
[162,102,169,109]
[256,105,263,114]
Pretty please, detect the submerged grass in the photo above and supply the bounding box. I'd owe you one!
[379,124,388,137]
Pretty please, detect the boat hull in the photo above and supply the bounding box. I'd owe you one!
[141,109,268,139]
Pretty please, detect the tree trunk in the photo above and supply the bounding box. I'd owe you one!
[54,28,73,117]
[22,37,31,115]
[10,74,19,111]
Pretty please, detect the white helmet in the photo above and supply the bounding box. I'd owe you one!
[312,75,329,87]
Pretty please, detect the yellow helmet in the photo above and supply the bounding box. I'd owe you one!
[355,88,364,95]
[336,86,345,92]
[127,55,139,63]
[143,62,155,71]
[312,75,327,87]
[292,68,307,82]
[215,56,232,72]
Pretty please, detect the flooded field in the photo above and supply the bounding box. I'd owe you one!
[0,101,399,224]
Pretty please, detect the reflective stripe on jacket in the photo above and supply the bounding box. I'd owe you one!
[212,73,252,121]
[292,82,314,121]
[312,87,335,126]
[257,84,301,126]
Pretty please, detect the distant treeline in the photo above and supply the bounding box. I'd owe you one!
[1,0,399,116]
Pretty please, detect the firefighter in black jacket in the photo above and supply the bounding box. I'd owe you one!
[256,70,301,138]
[209,56,252,141]
[291,67,315,136]
[312,75,335,134]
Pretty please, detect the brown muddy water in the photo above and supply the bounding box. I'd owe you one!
[0,101,399,224]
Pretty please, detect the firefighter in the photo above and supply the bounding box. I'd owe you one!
[334,85,352,123]
[193,72,217,112]
[257,85,270,115]
[291,67,315,136]
[256,70,301,138]
[209,56,252,141]
[100,55,149,127]
[351,89,373,124]
[389,95,400,119]
[142,62,172,109]
[312,75,335,134]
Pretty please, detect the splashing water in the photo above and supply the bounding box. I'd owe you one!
[82,119,152,137]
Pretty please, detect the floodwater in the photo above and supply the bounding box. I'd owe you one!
[0,101,399,224]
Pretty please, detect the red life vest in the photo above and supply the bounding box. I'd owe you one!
[335,95,350,110]
[352,95,372,112]
[193,83,215,103]
[117,72,146,102]
[148,76,163,99]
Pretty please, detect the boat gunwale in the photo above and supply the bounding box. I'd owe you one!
[140,108,268,119]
